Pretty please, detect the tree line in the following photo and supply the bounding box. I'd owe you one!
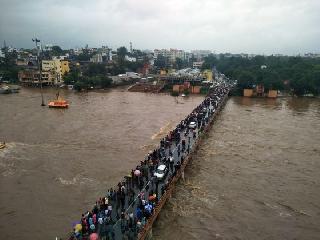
[202,54,320,96]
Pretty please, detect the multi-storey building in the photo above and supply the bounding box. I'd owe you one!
[18,70,55,85]
[61,60,70,75]
[154,48,186,64]
[90,53,103,63]
[42,60,70,84]
[191,50,212,61]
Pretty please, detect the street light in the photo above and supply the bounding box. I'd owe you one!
[32,38,45,106]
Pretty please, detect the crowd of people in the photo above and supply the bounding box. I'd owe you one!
[69,85,230,240]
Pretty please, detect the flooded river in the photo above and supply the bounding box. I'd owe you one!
[1,89,320,240]
[0,87,203,240]
[153,97,320,240]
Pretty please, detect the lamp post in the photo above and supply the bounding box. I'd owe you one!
[32,38,45,106]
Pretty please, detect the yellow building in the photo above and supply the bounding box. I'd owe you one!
[202,69,213,81]
[268,90,278,98]
[41,60,70,85]
[243,89,253,97]
[42,60,56,72]
[61,60,70,75]
[160,70,167,75]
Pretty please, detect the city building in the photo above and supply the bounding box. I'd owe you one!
[16,58,28,66]
[90,53,103,63]
[125,55,137,62]
[73,48,83,55]
[43,44,53,51]
[304,53,320,58]
[52,55,68,61]
[191,50,212,61]
[18,69,55,85]
[154,48,186,64]
[99,46,112,62]
[0,49,5,58]
[193,61,204,68]
[42,60,56,72]
[42,59,70,84]
[169,49,185,62]
[7,46,17,53]
[61,60,70,75]
[202,69,213,82]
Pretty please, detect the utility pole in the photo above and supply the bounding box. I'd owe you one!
[32,38,45,106]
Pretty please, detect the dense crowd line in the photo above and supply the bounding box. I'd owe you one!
[69,85,230,240]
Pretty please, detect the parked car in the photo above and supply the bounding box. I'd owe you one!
[154,164,168,180]
[188,121,197,129]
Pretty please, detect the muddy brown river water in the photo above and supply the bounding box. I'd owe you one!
[1,88,320,240]
[153,96,320,240]
[0,87,203,240]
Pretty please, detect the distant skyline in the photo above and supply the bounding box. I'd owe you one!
[1,0,320,55]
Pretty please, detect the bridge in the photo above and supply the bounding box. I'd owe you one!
[66,84,231,240]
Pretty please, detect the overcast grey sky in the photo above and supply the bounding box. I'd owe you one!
[0,0,319,54]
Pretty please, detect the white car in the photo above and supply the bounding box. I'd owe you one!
[189,121,197,129]
[154,164,168,180]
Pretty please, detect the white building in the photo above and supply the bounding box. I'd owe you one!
[193,61,204,68]
[73,48,83,55]
[154,48,186,63]
[0,49,5,58]
[154,49,170,59]
[52,55,68,60]
[43,44,53,51]
[90,53,103,63]
[7,46,17,53]
[125,55,137,62]
[114,72,140,83]
[98,46,112,61]
[191,50,212,61]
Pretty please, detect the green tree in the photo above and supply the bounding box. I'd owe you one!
[0,50,20,83]
[86,63,107,76]
[74,80,87,91]
[201,54,320,96]
[202,55,217,70]
[76,53,91,61]
[238,71,255,89]
[63,69,80,85]
[51,45,64,56]
[117,46,128,67]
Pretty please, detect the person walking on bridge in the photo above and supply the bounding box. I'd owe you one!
[169,155,174,172]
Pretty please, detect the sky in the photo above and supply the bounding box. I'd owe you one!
[0,0,319,55]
